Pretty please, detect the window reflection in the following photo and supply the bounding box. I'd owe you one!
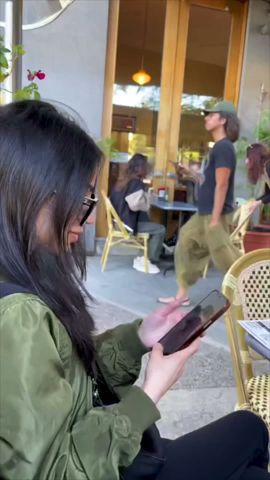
[178,5,231,169]
[111,0,166,174]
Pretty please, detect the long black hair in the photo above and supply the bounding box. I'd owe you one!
[0,100,102,372]
[219,112,240,143]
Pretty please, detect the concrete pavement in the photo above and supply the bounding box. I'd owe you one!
[85,256,238,437]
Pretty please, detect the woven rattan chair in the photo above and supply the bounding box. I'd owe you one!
[100,190,149,273]
[222,249,270,429]
[203,201,257,278]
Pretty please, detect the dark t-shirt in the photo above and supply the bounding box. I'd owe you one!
[197,138,236,215]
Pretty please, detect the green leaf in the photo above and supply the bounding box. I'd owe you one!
[0,53,9,69]
[254,110,270,147]
[96,137,119,159]
[12,44,26,56]
[0,72,9,82]
[14,82,41,101]
[13,88,28,100]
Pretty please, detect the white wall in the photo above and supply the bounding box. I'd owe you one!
[21,0,109,252]
[22,0,109,139]
[236,0,270,198]
[238,0,270,139]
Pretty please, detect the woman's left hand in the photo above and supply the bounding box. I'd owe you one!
[138,299,186,348]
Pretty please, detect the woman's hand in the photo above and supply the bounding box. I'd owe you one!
[143,340,200,404]
[176,162,190,175]
[138,299,186,349]
[248,199,262,214]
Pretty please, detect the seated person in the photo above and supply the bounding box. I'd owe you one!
[245,144,270,220]
[110,154,165,274]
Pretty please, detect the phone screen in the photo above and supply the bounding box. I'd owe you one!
[159,290,230,355]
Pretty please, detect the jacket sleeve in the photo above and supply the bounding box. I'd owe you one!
[0,298,160,480]
[94,320,148,389]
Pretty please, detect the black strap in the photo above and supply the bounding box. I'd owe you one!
[0,282,32,299]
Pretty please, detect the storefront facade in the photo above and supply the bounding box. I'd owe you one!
[97,0,270,236]
[1,0,269,240]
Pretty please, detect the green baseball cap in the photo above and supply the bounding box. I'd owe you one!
[203,100,237,115]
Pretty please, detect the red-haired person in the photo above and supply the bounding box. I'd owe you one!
[246,144,270,217]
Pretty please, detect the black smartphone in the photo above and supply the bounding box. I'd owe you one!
[159,290,230,355]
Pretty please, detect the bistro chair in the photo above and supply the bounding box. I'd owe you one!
[222,249,270,429]
[100,191,149,273]
[203,200,257,278]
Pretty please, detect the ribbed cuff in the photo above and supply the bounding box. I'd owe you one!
[117,385,160,433]
[118,320,149,358]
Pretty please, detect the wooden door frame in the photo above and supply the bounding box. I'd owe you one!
[96,0,119,237]
[97,0,248,235]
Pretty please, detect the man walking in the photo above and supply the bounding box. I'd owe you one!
[159,100,241,304]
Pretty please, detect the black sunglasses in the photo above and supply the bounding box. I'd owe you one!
[80,191,98,226]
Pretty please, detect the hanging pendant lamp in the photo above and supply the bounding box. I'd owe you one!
[132,0,151,86]
[132,69,151,86]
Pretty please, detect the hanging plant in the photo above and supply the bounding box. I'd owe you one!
[0,35,46,102]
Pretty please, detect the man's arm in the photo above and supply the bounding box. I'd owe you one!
[210,167,231,226]
[175,163,202,184]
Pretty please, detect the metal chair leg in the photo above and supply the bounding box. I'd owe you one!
[144,238,149,273]
[101,237,111,272]
[203,261,209,279]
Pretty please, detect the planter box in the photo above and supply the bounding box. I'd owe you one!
[244,230,270,253]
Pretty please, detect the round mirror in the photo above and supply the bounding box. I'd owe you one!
[0,0,74,30]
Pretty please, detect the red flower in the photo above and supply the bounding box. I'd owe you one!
[36,70,46,80]
[26,69,46,81]
[27,69,36,81]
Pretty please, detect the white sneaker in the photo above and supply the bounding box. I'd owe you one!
[163,242,175,254]
[133,256,148,268]
[133,256,160,274]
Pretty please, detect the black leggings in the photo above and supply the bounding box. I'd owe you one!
[158,411,269,480]
[126,411,270,480]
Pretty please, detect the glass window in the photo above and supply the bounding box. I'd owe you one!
[178,5,232,168]
[111,0,166,176]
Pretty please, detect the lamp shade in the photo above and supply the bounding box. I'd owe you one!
[132,69,151,86]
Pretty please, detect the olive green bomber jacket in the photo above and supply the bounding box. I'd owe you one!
[0,293,160,480]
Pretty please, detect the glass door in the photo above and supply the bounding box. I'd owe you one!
[177,4,232,170]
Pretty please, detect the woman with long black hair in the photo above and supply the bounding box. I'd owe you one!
[0,100,269,480]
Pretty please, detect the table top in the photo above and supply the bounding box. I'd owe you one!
[151,197,197,212]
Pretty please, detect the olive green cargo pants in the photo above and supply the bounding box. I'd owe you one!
[175,212,241,288]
